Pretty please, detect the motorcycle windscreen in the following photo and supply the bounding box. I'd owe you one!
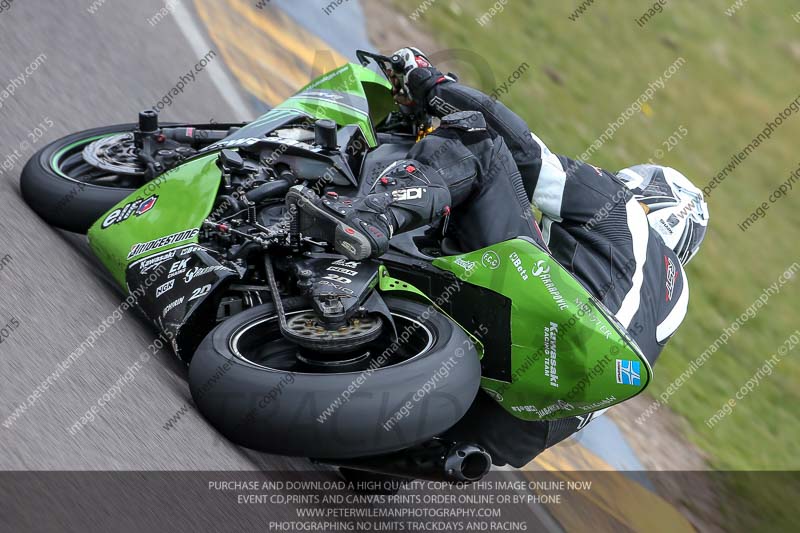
[212,63,394,149]
[433,238,652,421]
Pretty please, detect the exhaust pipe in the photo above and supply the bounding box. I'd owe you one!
[317,440,492,483]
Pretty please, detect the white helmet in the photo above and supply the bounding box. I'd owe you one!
[616,165,710,265]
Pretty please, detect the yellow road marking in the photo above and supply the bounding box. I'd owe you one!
[194,0,346,105]
[225,0,345,69]
[529,448,695,532]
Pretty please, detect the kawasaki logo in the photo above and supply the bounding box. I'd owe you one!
[532,260,569,311]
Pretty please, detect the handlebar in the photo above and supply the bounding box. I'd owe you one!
[355,49,407,79]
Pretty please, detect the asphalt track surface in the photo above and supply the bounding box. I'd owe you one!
[0,2,560,531]
[0,0,299,471]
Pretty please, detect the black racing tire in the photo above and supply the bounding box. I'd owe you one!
[189,295,481,459]
[20,123,177,234]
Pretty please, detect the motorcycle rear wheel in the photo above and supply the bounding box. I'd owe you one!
[189,295,481,459]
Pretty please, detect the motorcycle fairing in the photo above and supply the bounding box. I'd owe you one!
[87,152,223,287]
[209,63,395,150]
[377,266,485,358]
[130,245,241,360]
[433,238,652,421]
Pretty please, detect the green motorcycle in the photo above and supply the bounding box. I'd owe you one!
[20,51,650,481]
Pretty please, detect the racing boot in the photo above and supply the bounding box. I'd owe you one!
[286,160,451,260]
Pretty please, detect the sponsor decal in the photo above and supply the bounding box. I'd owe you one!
[189,284,211,301]
[615,359,641,386]
[183,264,231,283]
[101,195,158,229]
[332,259,359,268]
[429,95,460,116]
[481,251,500,270]
[168,258,190,279]
[155,279,174,298]
[391,187,425,201]
[179,245,202,256]
[530,260,547,277]
[129,244,199,274]
[323,259,361,287]
[511,400,574,417]
[664,255,679,301]
[574,297,613,340]
[577,396,617,412]
[575,413,595,430]
[323,273,352,284]
[162,296,184,317]
[509,251,529,281]
[318,280,355,295]
[207,137,267,150]
[135,249,177,274]
[543,321,559,388]
[207,134,314,152]
[657,218,675,235]
[338,240,357,256]
[454,257,477,272]
[302,91,343,101]
[531,259,569,311]
[326,266,358,276]
[667,213,681,228]
[511,397,617,418]
[128,229,199,260]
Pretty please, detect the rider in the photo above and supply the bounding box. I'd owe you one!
[290,47,710,467]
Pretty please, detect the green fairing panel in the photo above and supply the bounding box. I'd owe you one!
[234,63,395,148]
[87,153,223,289]
[433,238,652,421]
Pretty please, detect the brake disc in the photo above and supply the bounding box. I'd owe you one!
[82,133,146,176]
[283,311,383,353]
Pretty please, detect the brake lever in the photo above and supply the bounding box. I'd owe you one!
[356,49,394,70]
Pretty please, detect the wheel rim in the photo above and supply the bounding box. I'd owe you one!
[49,133,144,188]
[229,309,436,375]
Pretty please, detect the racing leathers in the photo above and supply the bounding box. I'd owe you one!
[291,111,543,261]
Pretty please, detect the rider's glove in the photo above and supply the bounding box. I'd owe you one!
[389,47,455,106]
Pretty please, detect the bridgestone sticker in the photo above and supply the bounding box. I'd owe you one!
[127,229,199,260]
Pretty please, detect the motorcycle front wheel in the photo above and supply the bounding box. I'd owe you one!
[20,124,171,233]
[189,295,481,459]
